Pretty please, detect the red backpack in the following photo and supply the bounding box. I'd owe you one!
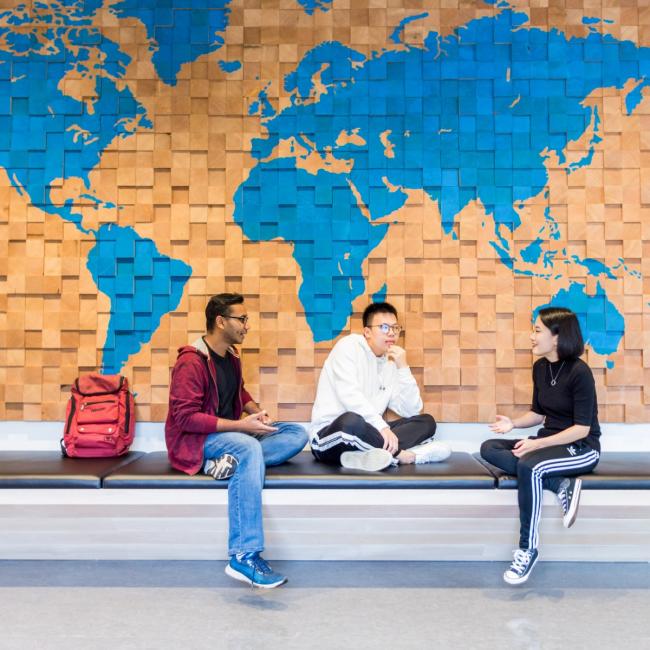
[62,374,135,457]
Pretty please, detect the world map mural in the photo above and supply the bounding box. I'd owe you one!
[1,0,649,421]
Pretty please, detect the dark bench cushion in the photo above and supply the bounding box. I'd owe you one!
[0,451,144,488]
[102,451,496,489]
[474,452,650,490]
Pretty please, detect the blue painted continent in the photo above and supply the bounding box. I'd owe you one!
[88,225,192,374]
[534,283,625,357]
[0,1,192,373]
[233,159,387,341]
[235,7,650,344]
[112,0,232,86]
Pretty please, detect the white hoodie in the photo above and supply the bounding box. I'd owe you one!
[309,334,423,440]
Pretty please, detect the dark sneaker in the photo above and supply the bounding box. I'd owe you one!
[225,552,287,589]
[558,477,582,528]
[204,454,238,480]
[503,548,539,585]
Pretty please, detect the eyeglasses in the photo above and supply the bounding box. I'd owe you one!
[222,315,249,325]
[369,323,402,335]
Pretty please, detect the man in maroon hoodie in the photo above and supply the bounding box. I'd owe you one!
[165,293,307,588]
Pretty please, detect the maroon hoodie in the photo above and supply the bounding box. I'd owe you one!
[165,337,253,475]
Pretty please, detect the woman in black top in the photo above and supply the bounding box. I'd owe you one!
[481,307,601,585]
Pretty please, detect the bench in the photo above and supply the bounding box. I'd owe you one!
[0,446,648,562]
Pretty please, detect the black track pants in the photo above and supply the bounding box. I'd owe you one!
[311,412,436,466]
[481,438,599,550]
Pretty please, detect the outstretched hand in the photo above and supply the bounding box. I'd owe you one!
[489,414,514,434]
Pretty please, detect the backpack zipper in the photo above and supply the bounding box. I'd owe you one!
[65,395,76,435]
[80,399,114,411]
[124,394,131,434]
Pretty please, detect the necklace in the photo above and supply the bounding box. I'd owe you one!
[548,360,565,386]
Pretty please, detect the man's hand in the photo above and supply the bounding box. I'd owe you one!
[512,438,541,458]
[380,426,399,455]
[489,415,514,434]
[239,411,277,435]
[256,410,275,426]
[386,344,407,369]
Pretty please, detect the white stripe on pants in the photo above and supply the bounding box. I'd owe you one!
[524,448,599,549]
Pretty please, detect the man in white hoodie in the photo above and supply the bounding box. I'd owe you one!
[310,302,450,471]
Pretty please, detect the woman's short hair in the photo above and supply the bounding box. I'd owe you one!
[538,306,584,360]
[206,293,244,332]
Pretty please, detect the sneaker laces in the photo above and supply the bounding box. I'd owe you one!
[557,479,570,515]
[243,552,273,576]
[253,553,273,574]
[509,549,534,576]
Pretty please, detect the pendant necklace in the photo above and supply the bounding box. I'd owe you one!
[548,360,565,386]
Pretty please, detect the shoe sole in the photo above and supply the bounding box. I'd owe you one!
[563,478,582,528]
[225,564,287,589]
[340,448,393,472]
[207,454,238,480]
[503,554,539,585]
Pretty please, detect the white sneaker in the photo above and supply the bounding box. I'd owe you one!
[340,448,393,472]
[408,440,452,464]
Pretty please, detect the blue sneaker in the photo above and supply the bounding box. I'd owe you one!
[225,552,287,589]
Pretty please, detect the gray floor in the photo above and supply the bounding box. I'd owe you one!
[0,561,648,650]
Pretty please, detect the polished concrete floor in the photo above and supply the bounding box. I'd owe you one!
[0,560,647,649]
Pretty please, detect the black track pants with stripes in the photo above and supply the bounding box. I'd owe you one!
[311,411,436,466]
[481,438,599,550]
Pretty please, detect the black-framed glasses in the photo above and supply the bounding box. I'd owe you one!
[222,315,249,325]
[369,323,402,335]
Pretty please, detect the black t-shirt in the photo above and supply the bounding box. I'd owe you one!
[208,347,238,420]
[531,357,601,451]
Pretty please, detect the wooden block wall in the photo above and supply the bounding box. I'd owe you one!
[2,0,650,423]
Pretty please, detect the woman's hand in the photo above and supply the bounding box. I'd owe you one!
[489,415,514,434]
[512,438,542,458]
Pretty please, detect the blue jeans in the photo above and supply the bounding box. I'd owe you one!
[202,422,308,556]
